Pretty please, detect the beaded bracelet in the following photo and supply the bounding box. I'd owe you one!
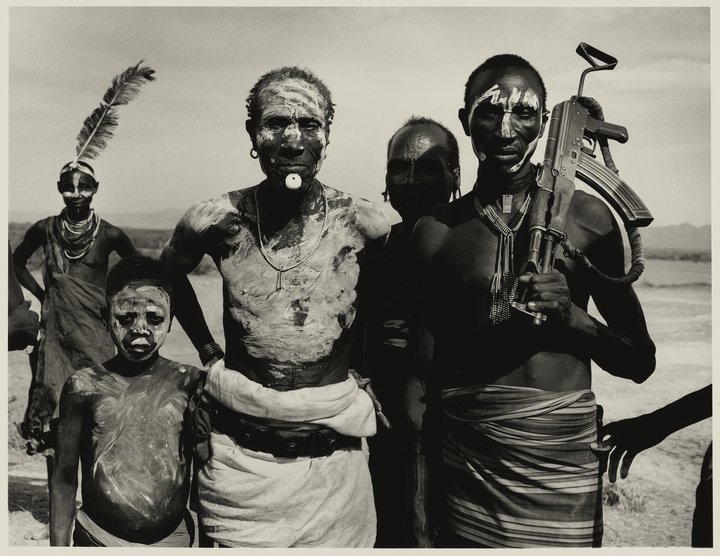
[199,342,224,367]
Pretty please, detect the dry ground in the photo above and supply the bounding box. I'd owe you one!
[7,260,712,547]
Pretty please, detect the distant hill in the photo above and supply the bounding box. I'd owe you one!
[9,208,186,230]
[639,223,711,253]
[9,213,711,261]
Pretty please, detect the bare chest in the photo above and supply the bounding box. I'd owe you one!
[87,373,190,466]
[215,211,365,363]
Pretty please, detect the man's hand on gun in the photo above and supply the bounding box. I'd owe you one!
[517,272,575,327]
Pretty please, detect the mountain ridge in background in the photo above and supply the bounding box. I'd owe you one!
[9,210,711,253]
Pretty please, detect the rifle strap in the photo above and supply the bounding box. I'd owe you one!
[474,192,533,324]
[560,226,645,286]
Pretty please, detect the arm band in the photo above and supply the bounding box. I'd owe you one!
[199,342,224,367]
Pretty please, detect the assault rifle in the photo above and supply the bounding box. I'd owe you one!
[512,43,653,325]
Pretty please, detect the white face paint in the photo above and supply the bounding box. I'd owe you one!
[108,283,171,362]
[58,171,98,210]
[467,81,542,173]
[254,78,330,185]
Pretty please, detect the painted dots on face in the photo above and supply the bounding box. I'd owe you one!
[109,283,172,362]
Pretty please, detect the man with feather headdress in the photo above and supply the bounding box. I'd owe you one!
[12,62,153,491]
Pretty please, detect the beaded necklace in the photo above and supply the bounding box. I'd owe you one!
[54,208,101,261]
[473,191,533,324]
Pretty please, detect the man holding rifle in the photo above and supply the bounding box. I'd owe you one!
[408,53,656,547]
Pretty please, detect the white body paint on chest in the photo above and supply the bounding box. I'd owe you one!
[205,193,361,364]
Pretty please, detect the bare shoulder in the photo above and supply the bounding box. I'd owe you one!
[163,190,248,268]
[177,191,245,236]
[98,219,129,240]
[570,190,616,238]
[411,204,454,264]
[21,218,49,242]
[159,357,203,390]
[325,186,391,241]
[63,364,108,399]
[30,218,50,234]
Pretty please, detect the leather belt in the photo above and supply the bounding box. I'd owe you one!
[213,410,361,459]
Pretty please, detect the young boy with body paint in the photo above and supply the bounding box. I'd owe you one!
[49,256,202,547]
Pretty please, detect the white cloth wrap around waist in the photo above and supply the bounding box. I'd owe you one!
[199,360,377,547]
[205,359,377,437]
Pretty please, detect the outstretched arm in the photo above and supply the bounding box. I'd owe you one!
[600,385,711,482]
[50,378,85,546]
[12,221,46,303]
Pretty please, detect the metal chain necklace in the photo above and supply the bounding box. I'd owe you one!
[254,184,328,291]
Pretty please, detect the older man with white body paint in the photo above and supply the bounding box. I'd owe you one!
[161,66,390,548]
[408,54,655,547]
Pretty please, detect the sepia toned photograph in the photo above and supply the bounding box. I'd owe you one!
[6,5,711,548]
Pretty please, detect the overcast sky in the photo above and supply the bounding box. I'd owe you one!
[7,6,710,227]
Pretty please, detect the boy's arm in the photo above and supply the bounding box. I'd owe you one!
[50,377,85,546]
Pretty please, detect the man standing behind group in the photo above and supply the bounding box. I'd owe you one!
[162,66,390,548]
[367,116,459,547]
[408,54,656,547]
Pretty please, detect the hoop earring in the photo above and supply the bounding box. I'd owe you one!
[250,148,259,160]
